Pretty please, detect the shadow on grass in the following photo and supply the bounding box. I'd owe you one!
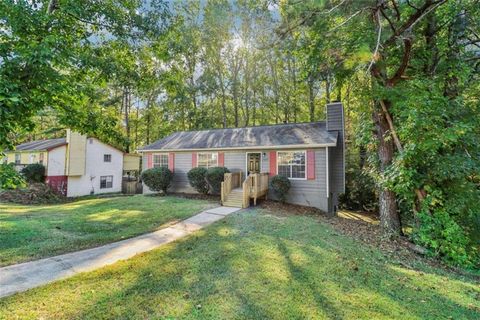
[0,196,213,266]
[40,211,479,320]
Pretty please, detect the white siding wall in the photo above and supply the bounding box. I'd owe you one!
[46,146,66,176]
[67,139,123,197]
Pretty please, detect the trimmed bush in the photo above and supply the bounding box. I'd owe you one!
[0,163,26,190]
[21,163,46,183]
[187,167,209,194]
[141,167,173,194]
[205,167,230,194]
[270,175,291,202]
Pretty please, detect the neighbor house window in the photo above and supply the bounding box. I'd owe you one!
[153,154,168,168]
[197,152,218,168]
[277,151,306,179]
[100,176,113,189]
[104,154,112,162]
[15,153,21,165]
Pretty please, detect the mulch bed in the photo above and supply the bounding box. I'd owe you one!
[0,183,69,205]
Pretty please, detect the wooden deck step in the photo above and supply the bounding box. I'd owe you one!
[223,190,244,208]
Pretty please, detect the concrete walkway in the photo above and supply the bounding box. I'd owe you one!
[0,206,241,299]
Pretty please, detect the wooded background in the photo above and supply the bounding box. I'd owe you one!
[1,0,479,267]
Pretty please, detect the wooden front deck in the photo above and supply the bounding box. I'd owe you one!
[221,172,269,208]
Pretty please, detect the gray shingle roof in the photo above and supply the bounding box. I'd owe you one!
[14,138,67,151]
[139,122,337,151]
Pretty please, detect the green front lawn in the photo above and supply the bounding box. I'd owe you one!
[1,208,478,319]
[0,195,215,266]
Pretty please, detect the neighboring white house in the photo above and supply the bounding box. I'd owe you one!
[65,136,125,197]
[5,130,140,197]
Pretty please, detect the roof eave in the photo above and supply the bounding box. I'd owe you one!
[137,142,337,153]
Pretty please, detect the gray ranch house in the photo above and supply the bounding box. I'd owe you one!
[138,102,345,214]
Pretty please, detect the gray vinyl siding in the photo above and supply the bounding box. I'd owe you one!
[172,152,195,192]
[224,152,245,173]
[326,102,345,212]
[329,137,345,195]
[142,148,331,213]
[266,149,328,212]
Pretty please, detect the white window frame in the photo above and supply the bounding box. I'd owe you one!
[15,153,21,165]
[104,154,112,163]
[197,152,218,169]
[276,150,307,180]
[100,175,113,189]
[153,153,169,168]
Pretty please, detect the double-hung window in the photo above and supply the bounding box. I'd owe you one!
[153,154,168,168]
[104,154,112,162]
[277,151,306,179]
[15,153,21,165]
[197,153,218,168]
[100,176,113,189]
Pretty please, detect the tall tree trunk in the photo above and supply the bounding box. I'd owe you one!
[124,86,131,153]
[374,101,401,235]
[233,82,239,127]
[244,56,250,127]
[292,57,298,122]
[221,86,227,128]
[308,74,315,122]
[135,102,139,150]
[325,75,331,103]
[444,10,466,99]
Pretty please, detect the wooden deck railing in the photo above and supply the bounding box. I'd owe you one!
[242,173,269,207]
[223,171,269,208]
[242,175,252,208]
[221,172,242,204]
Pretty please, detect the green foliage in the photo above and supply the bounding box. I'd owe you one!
[270,175,291,203]
[340,167,377,212]
[0,0,170,150]
[0,163,26,190]
[141,167,173,194]
[205,167,230,194]
[20,163,46,183]
[187,167,209,195]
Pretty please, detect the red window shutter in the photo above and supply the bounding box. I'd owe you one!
[307,150,315,180]
[147,153,153,169]
[218,152,224,167]
[168,153,175,172]
[192,152,197,168]
[269,151,277,176]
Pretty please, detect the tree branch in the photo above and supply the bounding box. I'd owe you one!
[368,10,383,73]
[380,7,397,33]
[387,37,413,86]
[385,0,447,47]
[390,0,401,20]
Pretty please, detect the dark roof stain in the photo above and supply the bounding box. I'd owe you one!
[140,122,337,151]
[13,138,67,151]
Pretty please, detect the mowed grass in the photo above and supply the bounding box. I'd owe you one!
[0,195,215,266]
[0,209,478,319]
